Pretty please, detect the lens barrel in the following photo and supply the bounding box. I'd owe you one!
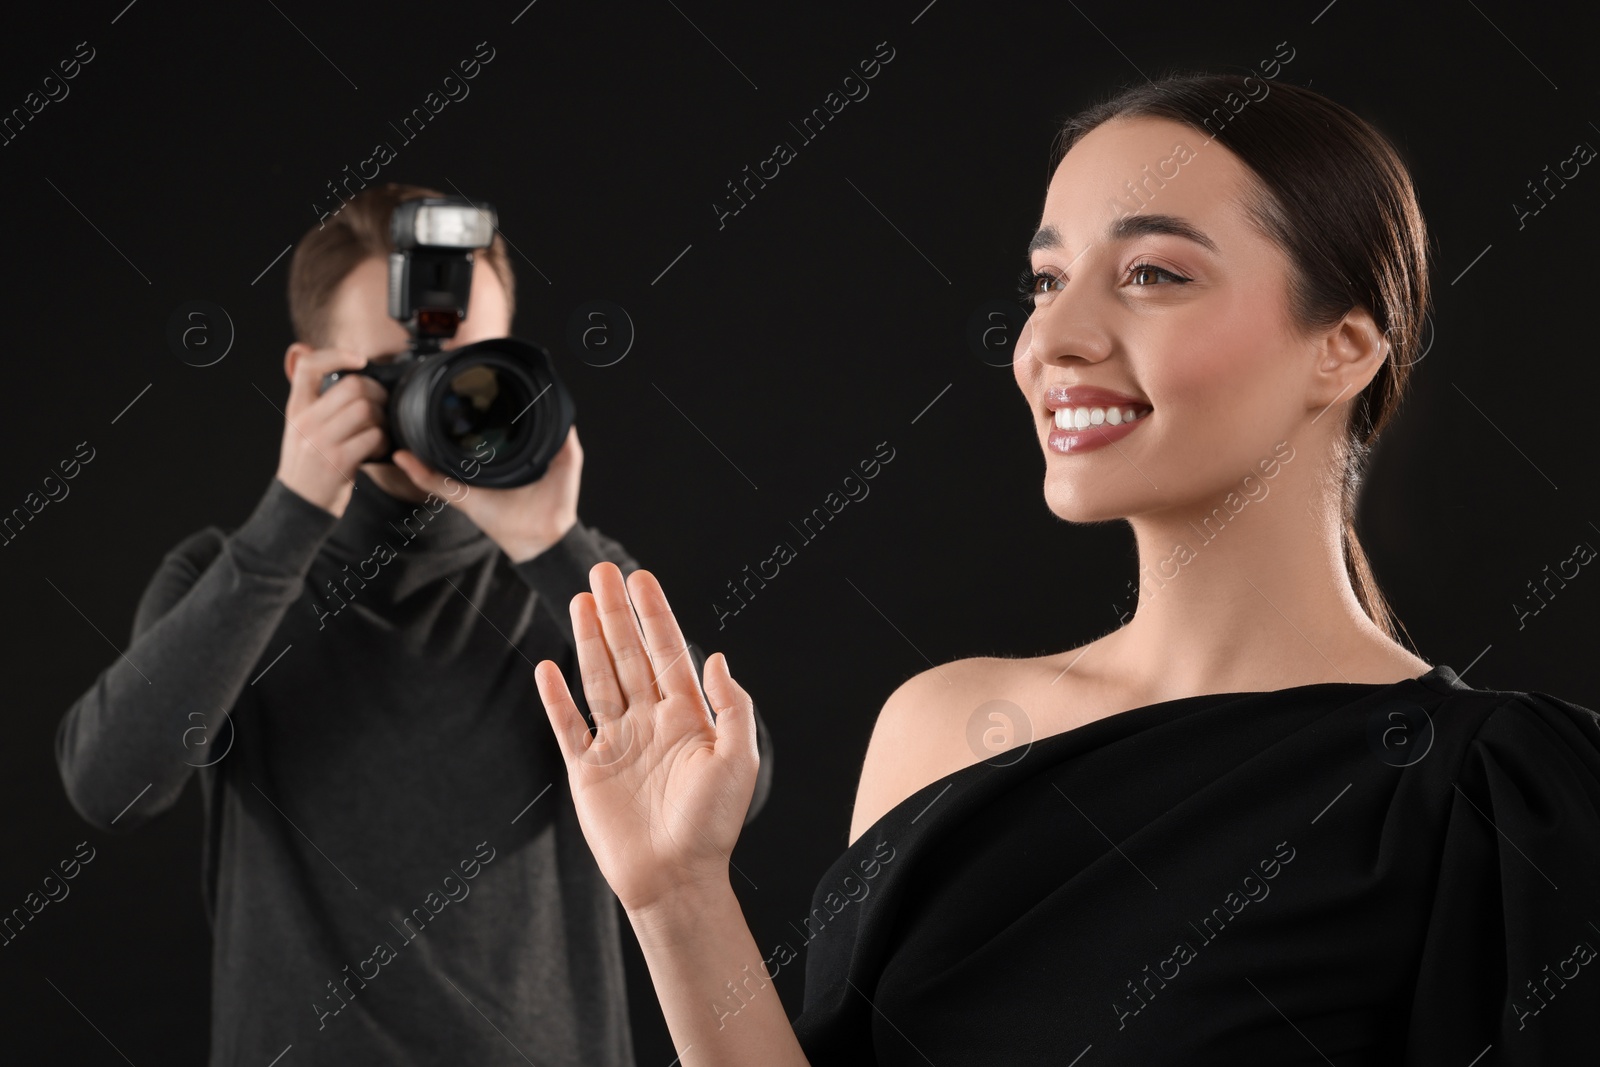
[319,337,574,488]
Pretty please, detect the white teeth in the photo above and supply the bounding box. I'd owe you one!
[1053,405,1147,430]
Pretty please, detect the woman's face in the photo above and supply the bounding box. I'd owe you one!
[1013,115,1336,525]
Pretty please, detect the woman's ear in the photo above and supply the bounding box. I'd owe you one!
[283,341,314,383]
[1309,306,1386,411]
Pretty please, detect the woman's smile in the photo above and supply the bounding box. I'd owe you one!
[1046,406,1152,454]
[1042,383,1154,455]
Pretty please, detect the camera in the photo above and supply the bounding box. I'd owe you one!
[319,195,575,489]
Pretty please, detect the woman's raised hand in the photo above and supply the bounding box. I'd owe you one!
[533,561,761,914]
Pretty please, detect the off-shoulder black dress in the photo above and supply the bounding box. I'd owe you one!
[789,664,1600,1065]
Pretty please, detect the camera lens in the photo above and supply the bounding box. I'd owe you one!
[391,337,573,488]
[438,362,532,455]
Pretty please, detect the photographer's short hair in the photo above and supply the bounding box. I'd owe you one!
[287,181,517,347]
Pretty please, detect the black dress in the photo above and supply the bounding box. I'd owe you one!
[789,664,1600,1064]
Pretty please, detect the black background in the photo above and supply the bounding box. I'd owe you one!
[3,0,1597,1062]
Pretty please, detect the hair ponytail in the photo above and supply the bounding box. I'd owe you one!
[1343,516,1407,645]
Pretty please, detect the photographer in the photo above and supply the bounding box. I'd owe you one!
[53,181,774,1066]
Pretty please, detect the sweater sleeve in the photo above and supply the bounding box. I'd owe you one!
[53,477,340,833]
[1401,689,1600,1063]
[511,520,775,826]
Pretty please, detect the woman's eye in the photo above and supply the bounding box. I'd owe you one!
[1127,262,1191,286]
[1016,269,1062,306]
[1017,262,1190,306]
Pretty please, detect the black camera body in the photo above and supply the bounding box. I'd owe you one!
[319,195,575,489]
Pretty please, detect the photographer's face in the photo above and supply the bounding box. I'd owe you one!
[305,254,512,503]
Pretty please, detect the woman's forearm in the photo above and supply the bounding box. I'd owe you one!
[626,880,812,1067]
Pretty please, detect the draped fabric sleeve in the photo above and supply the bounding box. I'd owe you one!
[1403,689,1600,1063]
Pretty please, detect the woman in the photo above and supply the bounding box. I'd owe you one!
[532,74,1600,1064]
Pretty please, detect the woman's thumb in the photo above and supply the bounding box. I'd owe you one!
[703,652,756,760]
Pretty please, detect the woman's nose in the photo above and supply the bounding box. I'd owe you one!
[1019,287,1113,367]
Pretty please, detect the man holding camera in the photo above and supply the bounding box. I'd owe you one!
[54,181,774,1066]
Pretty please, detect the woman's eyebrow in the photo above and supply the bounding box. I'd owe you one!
[1028,214,1220,256]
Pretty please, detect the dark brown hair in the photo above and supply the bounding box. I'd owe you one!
[1050,73,1430,645]
[286,181,517,348]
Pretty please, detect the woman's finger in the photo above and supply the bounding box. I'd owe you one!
[703,652,758,763]
[570,589,628,725]
[587,562,659,707]
[533,659,591,764]
[623,569,704,707]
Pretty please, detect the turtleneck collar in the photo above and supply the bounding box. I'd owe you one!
[327,467,490,556]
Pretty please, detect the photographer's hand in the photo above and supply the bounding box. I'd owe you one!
[390,424,582,563]
[276,346,389,518]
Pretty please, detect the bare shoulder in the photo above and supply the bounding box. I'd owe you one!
[844,640,1437,845]
[846,653,1060,847]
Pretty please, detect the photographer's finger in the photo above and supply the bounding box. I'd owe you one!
[288,384,356,452]
[340,425,387,468]
[323,378,385,423]
[321,393,385,448]
[294,347,366,403]
[315,345,366,371]
[289,351,343,418]
[302,371,375,426]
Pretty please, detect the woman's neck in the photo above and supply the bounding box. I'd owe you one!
[1102,459,1418,697]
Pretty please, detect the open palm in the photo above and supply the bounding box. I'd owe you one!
[533,562,761,914]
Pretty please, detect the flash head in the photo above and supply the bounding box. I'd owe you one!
[392,197,497,250]
[386,195,499,342]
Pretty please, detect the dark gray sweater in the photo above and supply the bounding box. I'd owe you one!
[54,469,775,1066]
